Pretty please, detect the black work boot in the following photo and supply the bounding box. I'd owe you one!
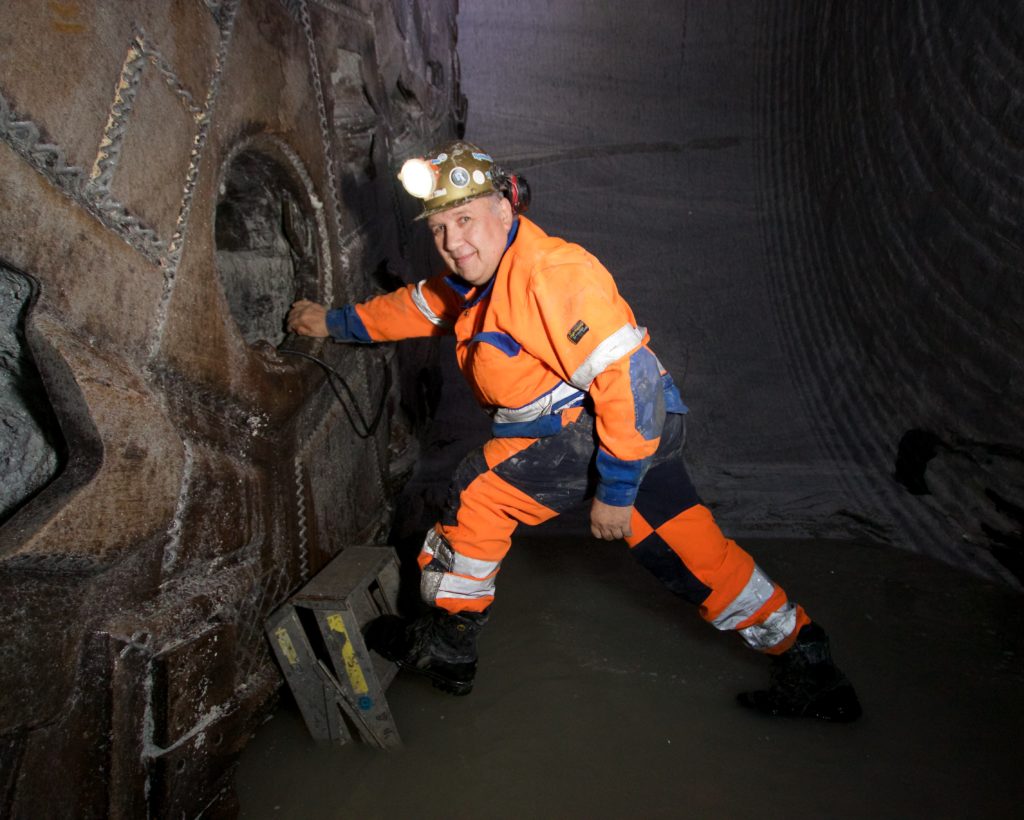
[365,608,489,696]
[737,623,862,722]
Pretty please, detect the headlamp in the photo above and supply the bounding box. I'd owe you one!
[398,158,437,200]
[397,141,512,220]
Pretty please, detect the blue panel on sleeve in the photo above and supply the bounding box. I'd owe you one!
[629,347,665,440]
[595,448,650,506]
[661,372,689,414]
[325,305,373,343]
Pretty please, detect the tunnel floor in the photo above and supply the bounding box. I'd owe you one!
[236,519,1024,819]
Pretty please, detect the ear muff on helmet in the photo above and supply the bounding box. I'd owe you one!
[496,170,530,216]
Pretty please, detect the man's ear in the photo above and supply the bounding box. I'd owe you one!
[500,195,514,228]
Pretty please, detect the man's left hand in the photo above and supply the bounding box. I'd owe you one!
[590,498,634,541]
[287,299,329,337]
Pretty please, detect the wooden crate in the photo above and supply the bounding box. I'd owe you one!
[265,546,402,749]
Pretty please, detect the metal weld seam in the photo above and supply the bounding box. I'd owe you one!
[268,137,334,310]
[161,437,195,578]
[150,0,239,361]
[135,29,204,117]
[294,455,310,581]
[90,39,147,190]
[0,90,165,262]
[299,0,343,305]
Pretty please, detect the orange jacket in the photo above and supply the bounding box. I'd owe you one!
[326,216,686,505]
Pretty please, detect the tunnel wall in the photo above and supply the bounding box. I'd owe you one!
[0,0,462,815]
[757,0,1024,584]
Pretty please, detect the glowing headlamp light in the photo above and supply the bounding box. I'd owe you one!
[398,158,436,200]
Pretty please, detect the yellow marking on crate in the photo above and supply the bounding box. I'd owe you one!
[274,627,299,667]
[326,613,369,695]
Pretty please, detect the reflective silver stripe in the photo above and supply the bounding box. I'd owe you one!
[419,531,500,605]
[421,529,451,564]
[421,569,443,603]
[711,564,775,631]
[421,530,498,576]
[436,573,497,600]
[411,280,452,328]
[422,567,498,604]
[453,553,500,578]
[570,324,646,389]
[492,380,584,425]
[738,602,799,651]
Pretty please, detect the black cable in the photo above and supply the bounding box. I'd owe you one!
[278,347,391,439]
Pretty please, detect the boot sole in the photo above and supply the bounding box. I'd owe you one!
[395,660,474,696]
[431,677,474,696]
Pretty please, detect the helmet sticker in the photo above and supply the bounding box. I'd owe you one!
[435,153,448,162]
[449,167,470,188]
[431,187,447,198]
[472,169,486,185]
[471,152,493,162]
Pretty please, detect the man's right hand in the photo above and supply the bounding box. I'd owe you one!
[590,497,634,541]
[287,300,329,338]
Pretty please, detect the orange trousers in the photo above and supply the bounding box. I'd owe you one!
[418,408,810,654]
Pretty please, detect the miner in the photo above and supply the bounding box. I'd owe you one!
[286,140,861,721]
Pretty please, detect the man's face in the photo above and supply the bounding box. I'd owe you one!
[427,194,514,286]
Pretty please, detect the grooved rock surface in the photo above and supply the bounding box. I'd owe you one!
[0,0,462,816]
[0,267,63,523]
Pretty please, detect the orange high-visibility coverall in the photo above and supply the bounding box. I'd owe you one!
[326,216,810,653]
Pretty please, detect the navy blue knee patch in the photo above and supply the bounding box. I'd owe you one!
[441,448,490,527]
[631,532,712,605]
[633,456,700,530]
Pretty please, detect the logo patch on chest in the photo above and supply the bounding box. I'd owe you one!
[567,320,590,344]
